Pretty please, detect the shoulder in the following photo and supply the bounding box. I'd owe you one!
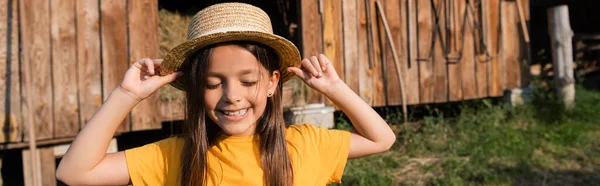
[285,124,319,139]
[285,124,350,144]
[125,136,184,160]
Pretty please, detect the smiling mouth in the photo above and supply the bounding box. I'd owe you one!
[220,108,248,116]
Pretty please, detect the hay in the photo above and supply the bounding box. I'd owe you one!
[158,9,190,101]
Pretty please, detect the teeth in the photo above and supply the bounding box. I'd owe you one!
[223,109,247,116]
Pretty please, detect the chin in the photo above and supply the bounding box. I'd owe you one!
[219,123,255,136]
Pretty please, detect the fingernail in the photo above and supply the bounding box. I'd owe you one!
[318,72,323,77]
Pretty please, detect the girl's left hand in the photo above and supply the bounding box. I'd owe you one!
[287,54,343,95]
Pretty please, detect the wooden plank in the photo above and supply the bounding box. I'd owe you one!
[447,0,462,101]
[300,0,324,104]
[487,0,503,96]
[432,0,448,103]
[460,0,477,100]
[357,0,373,104]
[1,0,21,142]
[474,0,488,98]
[23,147,56,186]
[501,0,521,90]
[0,137,74,150]
[20,0,53,140]
[323,0,344,106]
[405,0,420,105]
[342,0,359,94]
[369,0,386,106]
[51,0,79,138]
[382,0,403,106]
[76,0,103,128]
[39,147,56,186]
[100,0,130,133]
[128,0,161,131]
[22,148,40,186]
[416,0,434,103]
[323,0,344,87]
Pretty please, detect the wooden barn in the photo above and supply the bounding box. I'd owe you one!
[0,0,531,185]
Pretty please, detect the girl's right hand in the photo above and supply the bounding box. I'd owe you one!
[119,58,183,102]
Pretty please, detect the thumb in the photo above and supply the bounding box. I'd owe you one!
[156,72,183,86]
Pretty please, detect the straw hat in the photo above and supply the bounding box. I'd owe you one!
[160,2,301,91]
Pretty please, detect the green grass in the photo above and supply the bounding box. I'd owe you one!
[330,86,600,186]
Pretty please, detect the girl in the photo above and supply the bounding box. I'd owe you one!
[56,3,395,186]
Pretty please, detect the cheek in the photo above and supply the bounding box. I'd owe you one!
[204,91,220,110]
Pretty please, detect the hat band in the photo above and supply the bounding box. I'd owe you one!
[190,26,270,40]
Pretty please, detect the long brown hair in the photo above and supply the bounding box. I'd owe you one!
[179,41,293,186]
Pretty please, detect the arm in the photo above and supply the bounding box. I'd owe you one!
[287,54,396,159]
[56,58,181,185]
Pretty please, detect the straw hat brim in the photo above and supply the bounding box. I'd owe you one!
[160,31,301,91]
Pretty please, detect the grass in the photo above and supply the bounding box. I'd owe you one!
[330,86,600,186]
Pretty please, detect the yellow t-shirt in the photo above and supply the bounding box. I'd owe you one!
[125,124,351,185]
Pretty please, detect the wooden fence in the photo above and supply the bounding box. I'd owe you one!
[298,0,530,107]
[0,0,161,144]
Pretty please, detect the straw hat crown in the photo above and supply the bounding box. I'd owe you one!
[187,3,273,40]
[161,2,301,91]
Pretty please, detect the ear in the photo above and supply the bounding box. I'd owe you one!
[268,70,280,94]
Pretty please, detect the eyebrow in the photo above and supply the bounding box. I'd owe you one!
[206,69,259,77]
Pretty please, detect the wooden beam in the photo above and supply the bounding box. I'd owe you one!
[20,0,53,141]
[342,0,359,94]
[358,0,373,104]
[368,0,386,106]
[0,0,21,143]
[380,0,404,106]
[474,0,489,98]
[76,0,103,128]
[487,0,503,97]
[405,0,420,105]
[128,0,162,131]
[323,0,344,106]
[300,0,324,104]
[447,0,463,101]
[417,0,434,104]
[23,147,56,186]
[432,0,448,103]
[502,0,522,90]
[100,0,130,133]
[547,5,575,108]
[460,0,477,100]
[51,0,79,138]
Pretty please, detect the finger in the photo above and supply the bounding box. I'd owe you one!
[301,59,319,77]
[152,59,164,65]
[310,56,323,77]
[142,58,155,75]
[287,67,309,80]
[318,54,332,71]
[157,72,183,86]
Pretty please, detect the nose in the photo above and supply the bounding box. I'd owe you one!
[222,83,242,103]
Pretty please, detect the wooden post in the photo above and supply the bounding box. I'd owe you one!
[547,5,575,108]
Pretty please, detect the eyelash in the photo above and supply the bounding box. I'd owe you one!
[242,81,257,86]
[205,81,257,89]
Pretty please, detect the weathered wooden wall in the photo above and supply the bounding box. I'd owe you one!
[298,0,530,106]
[0,0,530,145]
[0,0,161,144]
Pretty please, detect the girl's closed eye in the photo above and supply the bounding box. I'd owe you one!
[242,81,257,86]
[206,83,221,89]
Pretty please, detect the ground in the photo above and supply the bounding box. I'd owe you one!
[330,85,600,186]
